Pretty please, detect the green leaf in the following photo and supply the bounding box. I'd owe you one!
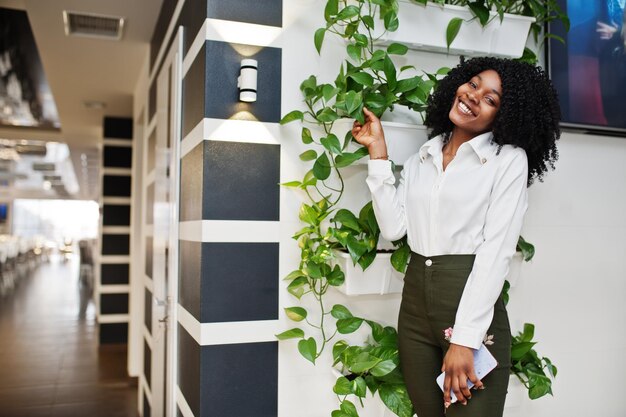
[321,134,342,155]
[346,44,362,61]
[336,317,364,334]
[324,0,339,21]
[364,92,387,110]
[353,33,368,46]
[349,72,374,87]
[275,327,304,340]
[390,245,410,273]
[446,17,463,50]
[281,181,301,188]
[362,15,375,30]
[371,360,397,377]
[317,107,340,123]
[304,261,323,279]
[312,152,331,180]
[346,236,369,264]
[314,28,325,54]
[322,84,340,102]
[521,322,535,342]
[339,400,359,417]
[333,209,361,232]
[511,341,536,361]
[301,127,313,144]
[333,376,352,395]
[337,5,359,20]
[331,304,353,319]
[333,340,349,362]
[299,203,318,225]
[383,55,397,90]
[517,236,535,261]
[387,43,408,55]
[351,376,367,397]
[280,110,303,125]
[468,2,490,26]
[357,250,376,270]
[299,149,317,161]
[284,307,307,322]
[436,66,451,75]
[379,384,414,417]
[283,270,305,281]
[335,146,368,167]
[383,10,399,31]
[287,276,308,299]
[298,337,317,364]
[350,354,381,373]
[327,265,345,286]
[528,379,551,399]
[395,77,422,93]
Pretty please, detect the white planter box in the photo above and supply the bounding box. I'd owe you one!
[374,1,535,58]
[327,119,428,166]
[505,251,524,288]
[332,249,404,296]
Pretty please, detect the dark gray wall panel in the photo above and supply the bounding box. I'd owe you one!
[99,322,128,344]
[102,234,130,255]
[100,293,129,314]
[145,237,153,278]
[178,324,200,417]
[102,204,131,226]
[103,117,133,139]
[201,342,278,416]
[182,43,206,138]
[203,40,282,123]
[145,288,152,334]
[179,142,203,221]
[100,263,129,285]
[207,0,283,27]
[144,340,152,389]
[201,243,278,323]
[203,141,280,221]
[103,175,131,197]
[178,240,201,320]
[103,146,132,168]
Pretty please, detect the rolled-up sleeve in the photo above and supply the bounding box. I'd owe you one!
[366,156,415,242]
[450,149,529,349]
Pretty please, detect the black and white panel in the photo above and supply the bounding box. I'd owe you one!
[98,116,133,344]
[176,3,283,416]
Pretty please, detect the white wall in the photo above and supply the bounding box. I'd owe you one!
[278,1,626,417]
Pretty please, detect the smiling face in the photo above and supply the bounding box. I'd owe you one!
[448,69,502,137]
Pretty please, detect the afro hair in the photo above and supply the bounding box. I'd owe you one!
[424,56,561,186]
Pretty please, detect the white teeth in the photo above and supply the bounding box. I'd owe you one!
[458,100,474,116]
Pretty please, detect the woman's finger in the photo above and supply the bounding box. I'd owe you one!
[442,373,452,406]
[451,376,467,405]
[467,368,483,390]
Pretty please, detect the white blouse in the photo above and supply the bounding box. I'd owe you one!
[366,131,529,350]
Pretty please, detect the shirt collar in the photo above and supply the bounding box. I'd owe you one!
[419,131,496,164]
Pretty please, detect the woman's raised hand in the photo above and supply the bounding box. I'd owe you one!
[352,107,388,159]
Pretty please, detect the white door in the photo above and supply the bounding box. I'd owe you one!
[150,27,182,417]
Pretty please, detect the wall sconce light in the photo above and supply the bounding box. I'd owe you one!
[237,59,258,103]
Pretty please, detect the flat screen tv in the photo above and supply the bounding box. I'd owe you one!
[548,0,626,136]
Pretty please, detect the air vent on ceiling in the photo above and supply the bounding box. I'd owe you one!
[32,162,56,172]
[63,11,125,40]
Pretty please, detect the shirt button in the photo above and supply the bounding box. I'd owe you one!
[481,157,487,164]
[425,259,432,266]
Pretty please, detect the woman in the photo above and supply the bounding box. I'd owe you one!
[351,57,560,417]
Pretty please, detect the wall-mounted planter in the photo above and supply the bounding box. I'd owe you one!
[332,250,404,296]
[326,119,428,166]
[374,1,535,58]
[506,252,524,288]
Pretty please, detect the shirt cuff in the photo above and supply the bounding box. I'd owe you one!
[367,159,392,176]
[450,325,484,350]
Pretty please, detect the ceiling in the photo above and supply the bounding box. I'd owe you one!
[0,0,163,200]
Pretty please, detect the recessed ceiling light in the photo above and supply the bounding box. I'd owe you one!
[84,100,106,110]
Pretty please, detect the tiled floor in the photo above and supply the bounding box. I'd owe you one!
[0,256,137,417]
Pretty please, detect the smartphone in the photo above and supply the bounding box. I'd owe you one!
[436,344,498,403]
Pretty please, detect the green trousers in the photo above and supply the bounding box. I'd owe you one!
[398,252,511,417]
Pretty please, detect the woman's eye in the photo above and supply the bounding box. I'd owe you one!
[469,81,477,88]
[485,97,495,106]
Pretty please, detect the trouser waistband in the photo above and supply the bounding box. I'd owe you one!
[409,251,476,270]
